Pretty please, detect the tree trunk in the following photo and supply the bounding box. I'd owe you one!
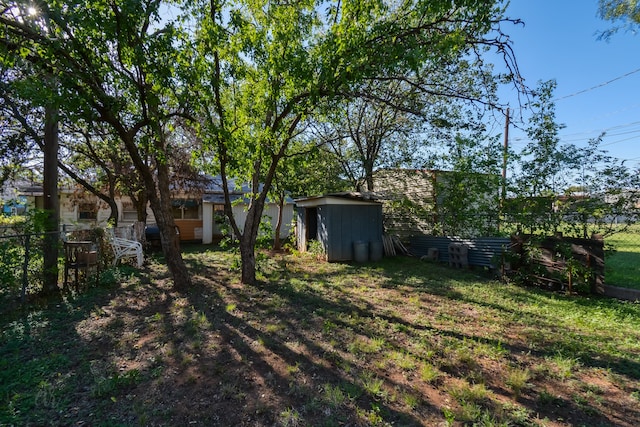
[132,190,148,224]
[106,198,118,226]
[42,105,59,294]
[115,129,191,290]
[148,192,191,288]
[364,159,375,192]
[239,234,257,284]
[238,197,264,285]
[151,160,192,290]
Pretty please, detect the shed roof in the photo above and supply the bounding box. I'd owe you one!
[295,192,381,208]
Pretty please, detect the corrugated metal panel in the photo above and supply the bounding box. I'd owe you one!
[410,235,510,268]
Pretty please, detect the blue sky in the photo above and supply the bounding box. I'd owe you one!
[497,0,640,168]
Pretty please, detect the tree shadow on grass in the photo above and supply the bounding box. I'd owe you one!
[0,273,137,426]
[249,252,640,426]
[176,277,436,425]
[3,249,639,426]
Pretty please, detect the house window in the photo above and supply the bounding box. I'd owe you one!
[172,199,200,219]
[122,201,138,221]
[78,201,97,220]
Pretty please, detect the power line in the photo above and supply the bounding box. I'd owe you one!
[563,128,640,143]
[559,119,640,139]
[554,67,640,101]
[508,127,640,147]
[571,103,640,126]
[599,134,640,148]
[509,120,640,145]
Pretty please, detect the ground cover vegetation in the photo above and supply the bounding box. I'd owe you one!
[605,225,640,290]
[1,246,639,426]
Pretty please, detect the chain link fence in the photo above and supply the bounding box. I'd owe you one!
[0,224,116,312]
[0,228,56,308]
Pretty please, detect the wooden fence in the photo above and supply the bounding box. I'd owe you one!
[509,234,605,295]
[409,234,605,295]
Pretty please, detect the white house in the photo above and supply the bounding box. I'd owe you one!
[16,178,294,244]
[201,178,294,244]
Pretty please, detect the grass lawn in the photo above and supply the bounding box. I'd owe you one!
[606,231,640,290]
[1,245,640,426]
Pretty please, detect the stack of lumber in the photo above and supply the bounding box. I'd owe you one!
[383,234,409,256]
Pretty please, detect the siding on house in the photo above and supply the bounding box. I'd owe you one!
[372,169,438,240]
[202,199,294,244]
[17,178,294,244]
[174,219,203,241]
[373,168,501,240]
[231,203,294,238]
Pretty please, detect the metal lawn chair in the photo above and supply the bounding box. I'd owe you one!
[108,228,144,267]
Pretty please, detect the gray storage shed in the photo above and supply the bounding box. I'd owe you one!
[295,193,383,262]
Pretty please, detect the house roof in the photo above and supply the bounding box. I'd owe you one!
[203,176,248,195]
[202,193,245,204]
[203,176,293,205]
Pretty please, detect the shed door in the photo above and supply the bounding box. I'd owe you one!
[306,207,318,246]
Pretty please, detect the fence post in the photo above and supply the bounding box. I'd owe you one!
[21,234,31,303]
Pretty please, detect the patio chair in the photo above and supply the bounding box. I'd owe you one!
[63,240,99,290]
[108,229,144,268]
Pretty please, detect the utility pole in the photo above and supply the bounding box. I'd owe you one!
[41,7,60,294]
[501,108,509,204]
[499,108,510,232]
[42,103,59,294]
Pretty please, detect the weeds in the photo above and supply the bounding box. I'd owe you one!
[448,381,490,404]
[419,362,442,384]
[505,366,531,398]
[323,383,347,408]
[279,407,302,427]
[548,353,581,379]
[91,369,141,398]
[360,372,386,399]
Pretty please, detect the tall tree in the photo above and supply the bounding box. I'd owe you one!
[319,81,423,192]
[268,140,348,249]
[509,80,574,234]
[508,80,640,237]
[431,120,503,237]
[555,136,640,238]
[188,0,523,284]
[0,0,194,289]
[0,5,61,293]
[1,94,128,227]
[0,70,37,188]
[322,58,504,193]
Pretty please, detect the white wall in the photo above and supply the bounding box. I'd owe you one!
[202,202,294,244]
